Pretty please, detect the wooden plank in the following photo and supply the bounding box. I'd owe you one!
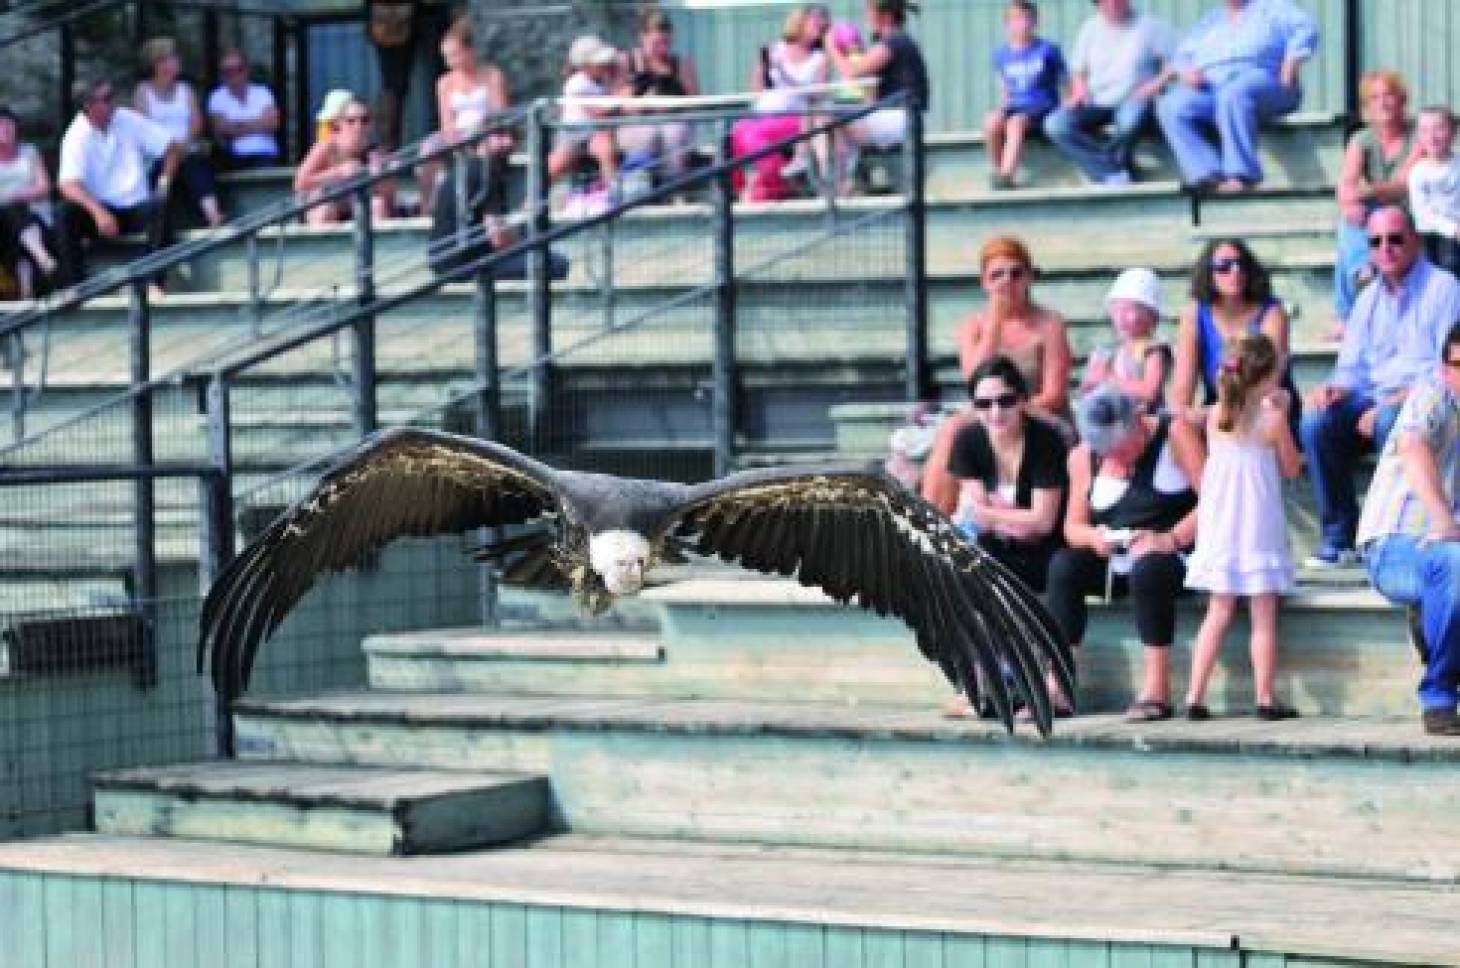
[132,880,168,968]
[987,935,1029,968]
[783,922,826,968]
[193,884,228,968]
[1,872,47,968]
[746,919,789,968]
[163,880,199,968]
[257,888,294,968]
[710,917,750,967]
[825,925,865,967]
[289,890,324,968]
[43,876,80,968]
[943,933,988,968]
[225,885,259,968]
[457,898,495,968]
[102,878,137,968]
[318,892,364,968]
[491,903,529,968]
[422,899,462,968]
[672,914,712,967]
[634,912,675,967]
[524,905,564,968]
[562,908,599,968]
[863,927,905,968]
[596,910,635,968]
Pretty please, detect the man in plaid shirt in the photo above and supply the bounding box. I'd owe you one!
[1359,320,1460,735]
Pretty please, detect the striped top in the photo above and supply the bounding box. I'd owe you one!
[1357,375,1460,547]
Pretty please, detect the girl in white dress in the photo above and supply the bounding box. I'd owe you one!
[1183,333,1301,720]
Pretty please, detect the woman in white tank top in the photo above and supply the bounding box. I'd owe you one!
[419,17,511,214]
[732,5,830,201]
[135,37,223,227]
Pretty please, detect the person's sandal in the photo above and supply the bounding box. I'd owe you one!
[1125,699,1173,722]
[1255,702,1300,721]
[1186,703,1211,722]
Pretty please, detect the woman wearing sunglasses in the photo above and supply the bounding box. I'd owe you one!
[924,235,1073,512]
[293,92,396,226]
[1169,237,1298,436]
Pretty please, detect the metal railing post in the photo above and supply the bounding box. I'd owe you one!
[473,270,500,443]
[5,332,23,441]
[712,120,738,477]
[202,7,221,99]
[351,187,378,437]
[292,18,311,164]
[245,234,262,334]
[201,372,236,757]
[272,18,288,157]
[58,23,75,140]
[526,100,553,451]
[128,281,158,690]
[903,100,929,402]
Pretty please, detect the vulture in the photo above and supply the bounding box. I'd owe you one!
[199,428,1074,733]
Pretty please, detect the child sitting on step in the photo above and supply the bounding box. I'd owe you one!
[1079,267,1171,415]
[1408,104,1460,278]
[985,0,1065,190]
[1182,333,1301,721]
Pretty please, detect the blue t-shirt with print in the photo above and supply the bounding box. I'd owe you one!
[993,38,1065,116]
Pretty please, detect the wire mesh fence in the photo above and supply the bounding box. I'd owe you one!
[0,95,921,838]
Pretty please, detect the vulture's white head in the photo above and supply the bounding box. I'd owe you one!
[588,530,652,595]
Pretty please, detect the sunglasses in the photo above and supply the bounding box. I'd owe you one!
[1209,257,1245,274]
[1446,359,1460,369]
[339,113,371,125]
[987,265,1027,283]
[972,392,1021,411]
[1369,232,1409,250]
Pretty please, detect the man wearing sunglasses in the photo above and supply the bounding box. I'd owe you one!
[54,76,184,288]
[1301,205,1460,567]
[1358,321,1460,735]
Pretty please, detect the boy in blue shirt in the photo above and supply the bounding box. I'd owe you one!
[985,0,1065,189]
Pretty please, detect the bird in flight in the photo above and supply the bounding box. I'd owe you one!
[199,429,1073,733]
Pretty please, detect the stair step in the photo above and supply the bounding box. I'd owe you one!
[2,831,1454,967]
[232,692,1460,882]
[92,761,549,856]
[367,628,663,665]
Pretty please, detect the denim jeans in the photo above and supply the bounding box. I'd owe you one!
[1366,535,1460,710]
[1333,217,1373,321]
[1299,393,1401,551]
[1043,98,1151,182]
[1155,68,1301,185]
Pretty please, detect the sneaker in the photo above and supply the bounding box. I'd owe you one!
[1421,708,1460,736]
[1304,545,1359,569]
[988,172,1015,191]
[1099,171,1132,187]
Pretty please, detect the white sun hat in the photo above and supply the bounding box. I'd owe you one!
[1105,267,1162,315]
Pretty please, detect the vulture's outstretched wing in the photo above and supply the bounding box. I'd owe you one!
[199,428,562,704]
[671,466,1073,735]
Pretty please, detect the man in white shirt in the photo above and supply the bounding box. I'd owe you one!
[55,77,184,287]
[1043,0,1175,185]
[207,49,282,170]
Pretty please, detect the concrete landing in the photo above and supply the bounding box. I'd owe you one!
[0,833,1453,966]
[92,761,549,856]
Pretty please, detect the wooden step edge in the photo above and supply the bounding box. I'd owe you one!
[363,629,664,663]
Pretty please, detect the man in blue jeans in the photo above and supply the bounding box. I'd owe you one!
[1301,205,1460,566]
[1359,321,1460,736]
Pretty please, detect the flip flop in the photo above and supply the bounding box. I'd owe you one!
[1125,699,1173,723]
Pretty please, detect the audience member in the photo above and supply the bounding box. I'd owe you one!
[549,36,621,194]
[134,37,222,228]
[823,0,929,196]
[207,48,282,171]
[616,9,700,182]
[1170,238,1297,435]
[984,0,1065,190]
[945,355,1070,719]
[1080,267,1170,413]
[1046,386,1204,722]
[1183,333,1302,721]
[1302,205,1460,566]
[732,5,829,202]
[923,235,1073,513]
[293,92,395,226]
[948,355,1070,594]
[1154,0,1318,192]
[419,17,511,213]
[1043,0,1174,187]
[1333,70,1417,327]
[1408,105,1460,279]
[0,106,58,299]
[1358,321,1460,736]
[366,0,425,150]
[55,77,183,289]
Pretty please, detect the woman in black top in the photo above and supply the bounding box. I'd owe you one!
[947,356,1068,593]
[1046,387,1206,722]
[616,9,701,181]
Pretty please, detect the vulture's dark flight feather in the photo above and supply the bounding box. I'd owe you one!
[199,428,1074,734]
